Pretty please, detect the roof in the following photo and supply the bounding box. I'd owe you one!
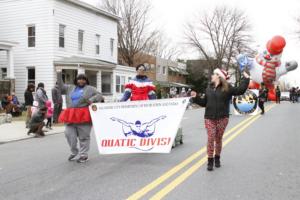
[170,82,193,88]
[54,56,116,69]
[168,66,189,75]
[0,40,18,49]
[61,0,121,21]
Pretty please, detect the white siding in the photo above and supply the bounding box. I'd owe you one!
[0,0,118,102]
[53,0,118,63]
[156,57,171,82]
[112,65,136,101]
[0,0,55,102]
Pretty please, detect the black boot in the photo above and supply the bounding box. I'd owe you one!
[207,157,214,171]
[215,155,221,168]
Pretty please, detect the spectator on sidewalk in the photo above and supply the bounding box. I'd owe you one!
[52,82,63,123]
[2,93,22,117]
[45,100,53,130]
[24,83,35,128]
[275,86,281,104]
[290,87,296,103]
[27,106,47,137]
[11,93,22,117]
[1,94,10,112]
[57,69,102,163]
[197,68,250,171]
[35,82,48,108]
[187,88,192,97]
[180,88,187,97]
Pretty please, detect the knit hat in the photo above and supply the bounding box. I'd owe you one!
[266,35,286,55]
[136,64,146,71]
[213,68,229,80]
[74,74,90,85]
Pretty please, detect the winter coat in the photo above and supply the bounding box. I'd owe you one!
[121,75,156,101]
[198,77,250,119]
[35,88,48,108]
[45,101,54,118]
[57,72,102,108]
[24,90,34,106]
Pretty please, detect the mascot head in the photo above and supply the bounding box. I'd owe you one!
[262,35,286,62]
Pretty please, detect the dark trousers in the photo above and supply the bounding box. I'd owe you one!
[46,117,52,128]
[53,103,62,123]
[276,96,280,104]
[258,100,265,113]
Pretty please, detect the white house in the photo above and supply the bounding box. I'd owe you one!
[0,0,135,102]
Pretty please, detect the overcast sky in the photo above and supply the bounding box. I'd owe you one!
[82,0,300,85]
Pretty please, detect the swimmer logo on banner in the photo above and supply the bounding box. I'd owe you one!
[89,98,189,154]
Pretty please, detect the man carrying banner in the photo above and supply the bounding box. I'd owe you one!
[56,69,102,163]
[198,68,250,171]
[121,64,156,101]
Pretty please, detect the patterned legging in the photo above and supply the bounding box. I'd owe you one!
[205,118,229,158]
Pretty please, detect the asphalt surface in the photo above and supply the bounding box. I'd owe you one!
[0,102,299,200]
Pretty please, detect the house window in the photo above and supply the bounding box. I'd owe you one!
[78,30,84,52]
[101,72,112,94]
[128,77,132,82]
[163,66,166,75]
[96,34,100,55]
[116,75,125,93]
[62,69,77,84]
[1,68,7,79]
[28,25,35,47]
[27,67,35,85]
[110,38,114,56]
[59,24,65,48]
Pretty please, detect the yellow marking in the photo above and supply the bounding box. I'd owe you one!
[149,104,275,200]
[127,104,275,200]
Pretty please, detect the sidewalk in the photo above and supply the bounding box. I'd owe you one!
[0,121,65,144]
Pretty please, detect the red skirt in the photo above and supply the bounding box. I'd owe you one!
[58,107,91,124]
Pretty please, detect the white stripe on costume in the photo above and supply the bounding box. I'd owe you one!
[127,80,155,88]
[148,90,155,95]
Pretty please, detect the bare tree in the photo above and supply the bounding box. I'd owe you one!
[185,6,253,77]
[147,31,182,60]
[102,0,158,66]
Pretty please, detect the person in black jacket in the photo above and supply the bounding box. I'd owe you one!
[198,68,250,171]
[52,82,63,123]
[24,83,35,128]
[258,83,268,114]
[275,86,281,104]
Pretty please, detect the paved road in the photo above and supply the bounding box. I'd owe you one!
[0,102,299,200]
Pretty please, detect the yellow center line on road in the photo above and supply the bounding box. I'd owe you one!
[127,104,275,200]
[149,104,276,200]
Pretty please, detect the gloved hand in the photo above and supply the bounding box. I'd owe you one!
[236,54,253,72]
[285,61,298,72]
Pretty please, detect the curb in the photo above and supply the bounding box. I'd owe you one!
[0,131,64,145]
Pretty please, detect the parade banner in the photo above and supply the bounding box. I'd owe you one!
[89,98,189,154]
[233,89,259,115]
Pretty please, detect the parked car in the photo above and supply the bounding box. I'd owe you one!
[280,92,290,101]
